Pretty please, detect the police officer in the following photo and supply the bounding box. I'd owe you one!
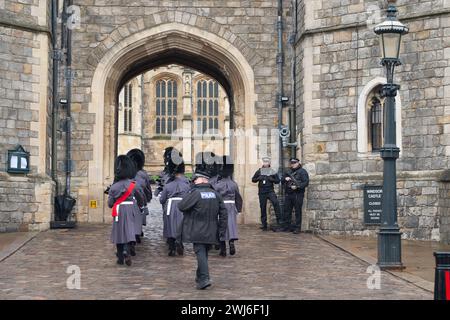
[177,165,228,290]
[252,157,281,231]
[282,158,309,234]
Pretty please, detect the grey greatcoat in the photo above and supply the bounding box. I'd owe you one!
[108,179,145,244]
[211,177,243,241]
[160,176,191,239]
[135,170,152,226]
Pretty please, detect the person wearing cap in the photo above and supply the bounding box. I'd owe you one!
[177,166,228,290]
[282,158,309,234]
[252,157,282,231]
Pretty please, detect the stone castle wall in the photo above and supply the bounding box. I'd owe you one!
[67,0,294,223]
[296,0,450,240]
[439,171,450,244]
[0,0,54,231]
[0,0,448,241]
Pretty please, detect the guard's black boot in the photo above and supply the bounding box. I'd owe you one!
[116,245,124,265]
[229,241,236,256]
[168,238,176,256]
[219,241,226,257]
[136,234,141,244]
[260,224,268,231]
[214,245,220,250]
[123,245,132,266]
[129,242,136,257]
[176,241,184,256]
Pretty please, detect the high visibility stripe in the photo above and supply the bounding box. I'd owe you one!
[445,271,450,301]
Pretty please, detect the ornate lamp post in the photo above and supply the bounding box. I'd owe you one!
[374,1,409,269]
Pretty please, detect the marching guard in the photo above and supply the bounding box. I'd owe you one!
[127,149,153,242]
[159,148,190,256]
[108,155,145,266]
[211,156,243,256]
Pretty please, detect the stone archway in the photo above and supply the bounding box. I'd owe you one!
[86,21,259,224]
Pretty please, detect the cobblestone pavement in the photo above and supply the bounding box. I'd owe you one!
[0,202,432,300]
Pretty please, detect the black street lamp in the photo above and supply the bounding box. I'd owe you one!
[374,2,409,269]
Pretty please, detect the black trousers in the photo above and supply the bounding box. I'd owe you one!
[284,192,304,230]
[258,191,281,227]
[194,244,211,284]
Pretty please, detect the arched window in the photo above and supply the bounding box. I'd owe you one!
[195,79,220,134]
[357,78,402,156]
[155,79,178,135]
[370,96,383,151]
[367,85,387,152]
[123,83,133,132]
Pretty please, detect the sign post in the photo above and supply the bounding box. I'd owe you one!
[363,185,383,225]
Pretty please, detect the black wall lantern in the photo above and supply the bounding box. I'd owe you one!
[7,145,30,174]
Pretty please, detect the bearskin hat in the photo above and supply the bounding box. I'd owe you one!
[219,155,234,178]
[127,149,145,171]
[164,147,185,175]
[114,155,137,181]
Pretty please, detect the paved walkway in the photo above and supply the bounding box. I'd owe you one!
[0,231,38,262]
[0,202,432,300]
[320,234,450,292]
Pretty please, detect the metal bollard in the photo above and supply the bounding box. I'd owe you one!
[434,252,450,300]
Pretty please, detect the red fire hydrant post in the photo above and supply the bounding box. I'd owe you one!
[434,252,450,300]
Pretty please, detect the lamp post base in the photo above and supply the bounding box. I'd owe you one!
[377,227,404,270]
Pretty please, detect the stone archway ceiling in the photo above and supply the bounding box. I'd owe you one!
[102,29,252,131]
[116,48,234,101]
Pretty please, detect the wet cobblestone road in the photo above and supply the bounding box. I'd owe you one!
[0,202,432,299]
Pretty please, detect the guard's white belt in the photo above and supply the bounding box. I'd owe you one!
[120,201,134,205]
[115,201,134,222]
[167,197,183,216]
[117,201,134,212]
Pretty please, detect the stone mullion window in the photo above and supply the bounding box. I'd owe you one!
[196,80,219,135]
[123,84,132,132]
[155,79,178,135]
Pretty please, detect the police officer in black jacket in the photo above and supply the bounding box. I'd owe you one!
[252,157,282,231]
[177,169,228,290]
[282,158,309,234]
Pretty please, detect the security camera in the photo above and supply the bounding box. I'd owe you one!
[279,126,291,138]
